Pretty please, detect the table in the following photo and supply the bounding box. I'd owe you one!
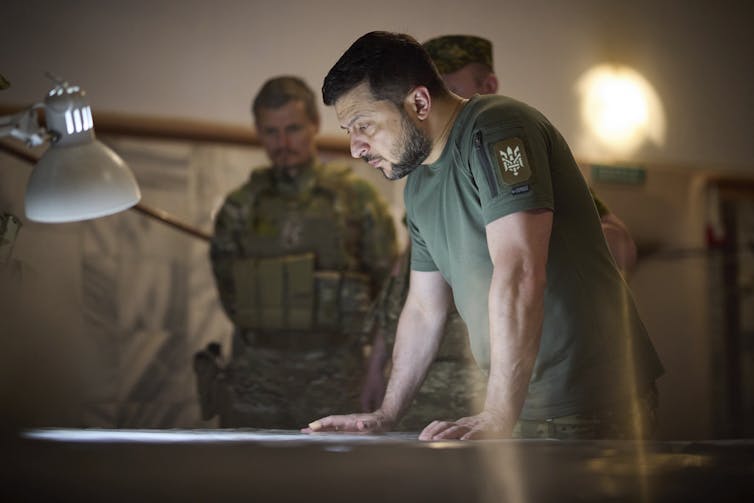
[3,428,753,502]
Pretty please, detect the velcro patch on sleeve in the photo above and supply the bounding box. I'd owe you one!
[491,137,532,186]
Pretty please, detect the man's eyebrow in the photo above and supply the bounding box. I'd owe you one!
[342,114,366,131]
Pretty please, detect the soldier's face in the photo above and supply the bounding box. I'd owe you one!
[335,82,431,181]
[441,63,498,99]
[256,100,318,170]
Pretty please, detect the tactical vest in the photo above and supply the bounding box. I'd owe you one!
[231,165,371,336]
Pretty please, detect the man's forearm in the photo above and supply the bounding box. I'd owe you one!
[483,266,545,435]
[378,304,446,422]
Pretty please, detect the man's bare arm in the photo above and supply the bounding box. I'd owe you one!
[419,209,552,440]
[306,270,450,433]
[378,270,451,422]
[482,209,552,436]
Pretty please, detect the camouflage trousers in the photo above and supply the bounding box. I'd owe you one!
[395,358,488,432]
[512,384,659,440]
[216,344,364,429]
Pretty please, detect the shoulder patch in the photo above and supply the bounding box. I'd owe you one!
[491,137,532,185]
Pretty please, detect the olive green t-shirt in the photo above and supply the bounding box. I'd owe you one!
[404,94,663,419]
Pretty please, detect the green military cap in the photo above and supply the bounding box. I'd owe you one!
[423,35,493,74]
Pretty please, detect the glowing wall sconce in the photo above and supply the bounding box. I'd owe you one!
[576,64,665,158]
[0,77,141,222]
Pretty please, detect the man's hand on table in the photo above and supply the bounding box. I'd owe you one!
[418,410,511,441]
[303,411,394,434]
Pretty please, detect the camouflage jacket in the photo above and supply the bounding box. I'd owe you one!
[210,160,397,336]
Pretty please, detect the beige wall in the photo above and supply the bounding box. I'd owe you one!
[2,0,753,169]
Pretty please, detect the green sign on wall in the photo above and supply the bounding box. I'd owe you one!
[591,164,647,185]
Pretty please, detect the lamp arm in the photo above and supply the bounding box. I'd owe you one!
[0,104,48,147]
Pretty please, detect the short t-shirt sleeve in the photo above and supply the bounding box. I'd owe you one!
[407,214,438,271]
[470,117,555,225]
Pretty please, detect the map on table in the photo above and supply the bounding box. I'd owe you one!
[22,428,422,445]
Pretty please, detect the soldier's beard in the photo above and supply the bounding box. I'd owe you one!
[381,111,432,181]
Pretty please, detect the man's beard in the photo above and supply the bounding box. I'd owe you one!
[366,111,432,181]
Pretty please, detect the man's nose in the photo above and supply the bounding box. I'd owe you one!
[278,132,291,149]
[350,136,368,159]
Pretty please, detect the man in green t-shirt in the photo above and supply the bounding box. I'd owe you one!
[306,31,663,440]
[360,34,642,431]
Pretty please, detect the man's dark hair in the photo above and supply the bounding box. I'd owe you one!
[252,76,319,124]
[322,31,449,107]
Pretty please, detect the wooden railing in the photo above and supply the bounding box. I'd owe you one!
[0,106,351,152]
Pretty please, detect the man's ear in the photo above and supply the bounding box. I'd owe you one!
[405,86,432,121]
[482,73,499,95]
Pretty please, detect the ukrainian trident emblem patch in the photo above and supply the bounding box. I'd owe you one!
[491,137,532,185]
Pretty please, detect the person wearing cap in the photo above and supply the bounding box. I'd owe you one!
[424,34,499,99]
[305,31,663,440]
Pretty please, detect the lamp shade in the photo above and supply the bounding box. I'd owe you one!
[22,79,141,223]
[25,140,141,223]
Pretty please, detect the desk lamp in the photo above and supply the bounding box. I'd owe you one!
[0,76,141,222]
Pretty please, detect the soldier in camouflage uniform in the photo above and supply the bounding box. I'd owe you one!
[195,76,397,429]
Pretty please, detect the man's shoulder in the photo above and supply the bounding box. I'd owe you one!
[465,94,544,130]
